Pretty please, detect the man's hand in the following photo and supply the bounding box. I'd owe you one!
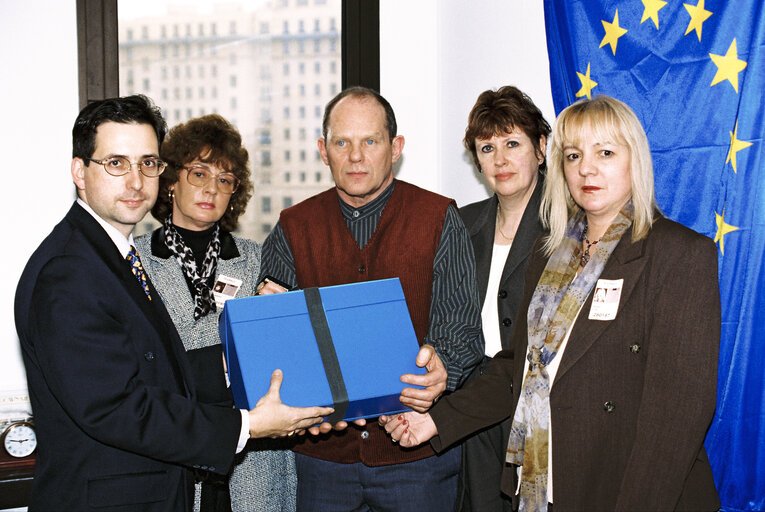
[399,344,447,412]
[379,411,438,448]
[248,369,333,438]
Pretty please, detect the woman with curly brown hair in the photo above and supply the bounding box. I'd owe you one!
[135,114,298,512]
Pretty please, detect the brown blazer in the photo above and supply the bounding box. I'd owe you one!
[431,216,721,511]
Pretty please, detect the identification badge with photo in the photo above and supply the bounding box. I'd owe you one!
[213,274,243,309]
[588,278,623,321]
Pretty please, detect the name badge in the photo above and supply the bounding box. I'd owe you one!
[213,274,243,309]
[588,278,623,321]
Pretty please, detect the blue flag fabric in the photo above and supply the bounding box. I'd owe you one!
[544,1,764,510]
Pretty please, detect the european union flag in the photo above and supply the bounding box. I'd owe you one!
[544,1,764,510]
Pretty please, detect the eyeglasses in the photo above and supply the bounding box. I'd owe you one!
[182,165,241,194]
[90,156,167,178]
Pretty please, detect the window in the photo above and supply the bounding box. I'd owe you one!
[314,106,321,118]
[141,26,148,39]
[261,197,272,213]
[315,171,322,182]
[117,0,347,243]
[143,78,150,90]
[262,224,272,236]
[283,197,293,209]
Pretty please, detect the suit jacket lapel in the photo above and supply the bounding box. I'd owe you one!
[499,179,544,287]
[66,204,192,395]
[554,228,648,383]
[467,196,497,308]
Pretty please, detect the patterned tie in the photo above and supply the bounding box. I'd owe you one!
[126,245,152,301]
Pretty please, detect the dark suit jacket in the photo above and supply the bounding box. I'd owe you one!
[431,217,721,511]
[14,203,242,512]
[456,181,544,512]
[460,178,545,360]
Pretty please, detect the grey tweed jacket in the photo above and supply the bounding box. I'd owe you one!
[135,227,297,512]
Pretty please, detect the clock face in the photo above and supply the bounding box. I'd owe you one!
[3,423,37,458]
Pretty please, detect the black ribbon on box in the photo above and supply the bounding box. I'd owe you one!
[303,287,348,423]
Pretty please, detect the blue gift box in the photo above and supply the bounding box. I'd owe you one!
[219,278,425,422]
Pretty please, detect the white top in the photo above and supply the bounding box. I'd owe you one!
[76,198,251,450]
[482,243,513,357]
[517,280,587,503]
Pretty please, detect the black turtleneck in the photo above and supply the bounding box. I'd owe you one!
[174,223,217,270]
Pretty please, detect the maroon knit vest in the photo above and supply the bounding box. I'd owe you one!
[280,180,454,466]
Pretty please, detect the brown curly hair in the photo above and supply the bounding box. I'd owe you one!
[151,114,253,232]
[464,86,551,173]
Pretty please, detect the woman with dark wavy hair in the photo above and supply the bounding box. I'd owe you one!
[455,86,550,512]
[135,114,298,512]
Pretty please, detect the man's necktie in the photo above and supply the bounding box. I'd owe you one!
[126,245,152,301]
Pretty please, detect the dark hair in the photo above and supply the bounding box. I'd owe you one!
[463,86,551,172]
[322,86,397,141]
[72,94,167,163]
[151,114,253,232]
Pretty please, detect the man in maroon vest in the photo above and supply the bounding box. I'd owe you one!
[260,87,483,511]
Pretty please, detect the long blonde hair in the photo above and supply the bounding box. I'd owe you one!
[540,96,660,255]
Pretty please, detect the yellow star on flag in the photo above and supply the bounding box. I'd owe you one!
[726,121,754,173]
[600,9,628,55]
[709,39,747,93]
[641,0,668,29]
[684,0,713,42]
[575,62,598,99]
[714,209,739,255]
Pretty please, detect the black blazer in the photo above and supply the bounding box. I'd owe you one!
[455,180,543,512]
[14,203,242,512]
[459,178,544,362]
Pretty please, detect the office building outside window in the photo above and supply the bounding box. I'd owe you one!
[119,1,340,241]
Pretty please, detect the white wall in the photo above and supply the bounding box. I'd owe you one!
[381,0,555,206]
[0,1,79,393]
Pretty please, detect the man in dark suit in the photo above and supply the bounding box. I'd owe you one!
[15,95,328,511]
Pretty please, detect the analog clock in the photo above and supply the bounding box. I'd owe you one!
[2,422,37,458]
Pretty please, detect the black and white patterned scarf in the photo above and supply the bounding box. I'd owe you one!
[163,213,221,319]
